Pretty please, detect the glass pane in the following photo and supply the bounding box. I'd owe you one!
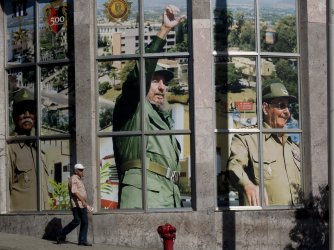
[111,136,142,209]
[8,140,38,211]
[41,65,75,135]
[147,134,191,209]
[99,137,119,210]
[261,58,299,128]
[145,58,189,131]
[221,133,260,206]
[262,133,301,206]
[98,60,139,132]
[96,0,139,56]
[215,57,257,129]
[6,0,35,64]
[38,0,74,61]
[42,139,74,210]
[213,0,256,52]
[144,1,188,53]
[259,0,297,53]
[8,69,36,136]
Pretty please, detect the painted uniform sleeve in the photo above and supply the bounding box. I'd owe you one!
[227,134,253,187]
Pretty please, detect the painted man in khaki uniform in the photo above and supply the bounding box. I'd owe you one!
[8,88,49,211]
[113,5,185,208]
[227,83,301,206]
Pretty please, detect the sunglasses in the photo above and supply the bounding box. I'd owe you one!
[13,105,36,115]
[267,102,291,110]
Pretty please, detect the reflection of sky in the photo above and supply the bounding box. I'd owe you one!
[97,0,187,19]
[212,0,295,9]
[97,0,186,9]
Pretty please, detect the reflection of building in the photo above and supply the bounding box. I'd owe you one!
[265,27,276,44]
[231,57,275,82]
[97,22,177,54]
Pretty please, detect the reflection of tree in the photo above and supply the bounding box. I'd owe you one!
[285,185,328,250]
[109,68,117,86]
[99,82,112,95]
[119,60,136,84]
[99,107,114,130]
[215,62,244,91]
[214,9,233,50]
[261,15,296,53]
[168,20,188,52]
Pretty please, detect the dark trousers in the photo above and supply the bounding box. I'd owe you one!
[59,207,88,244]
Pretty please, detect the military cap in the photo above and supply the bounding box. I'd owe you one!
[262,83,297,102]
[152,65,174,85]
[13,88,34,106]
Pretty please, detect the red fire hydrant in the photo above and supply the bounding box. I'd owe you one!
[157,223,176,250]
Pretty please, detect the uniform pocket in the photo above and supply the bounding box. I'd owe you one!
[16,168,34,189]
[252,155,276,180]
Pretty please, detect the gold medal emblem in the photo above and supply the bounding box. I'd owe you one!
[104,0,131,23]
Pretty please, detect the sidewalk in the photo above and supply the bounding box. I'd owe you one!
[0,232,160,250]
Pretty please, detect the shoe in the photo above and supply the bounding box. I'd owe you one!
[78,242,92,246]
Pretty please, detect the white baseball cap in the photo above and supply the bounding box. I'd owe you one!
[74,163,85,170]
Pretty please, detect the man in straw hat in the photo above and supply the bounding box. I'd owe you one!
[56,163,92,246]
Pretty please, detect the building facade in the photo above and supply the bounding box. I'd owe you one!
[0,0,329,249]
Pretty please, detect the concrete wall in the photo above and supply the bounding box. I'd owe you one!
[0,0,329,249]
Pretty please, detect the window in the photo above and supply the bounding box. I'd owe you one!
[213,0,302,208]
[96,0,192,210]
[5,0,75,212]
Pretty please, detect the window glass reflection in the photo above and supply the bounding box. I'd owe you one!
[42,139,74,210]
[259,0,297,53]
[8,140,40,211]
[110,136,142,209]
[213,0,255,52]
[41,65,75,135]
[99,137,120,210]
[98,60,139,132]
[96,0,139,56]
[39,0,73,61]
[6,0,35,64]
[8,69,36,136]
[146,134,191,209]
[215,57,257,129]
[262,133,301,206]
[143,0,188,53]
[220,133,260,206]
[145,58,189,131]
[261,58,299,128]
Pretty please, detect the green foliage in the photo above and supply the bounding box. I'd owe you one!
[119,60,136,84]
[99,82,112,95]
[100,162,113,195]
[99,107,114,130]
[215,62,244,90]
[275,15,297,53]
[48,179,70,210]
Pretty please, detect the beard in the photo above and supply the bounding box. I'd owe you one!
[147,95,167,111]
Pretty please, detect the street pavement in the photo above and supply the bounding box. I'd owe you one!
[0,232,160,250]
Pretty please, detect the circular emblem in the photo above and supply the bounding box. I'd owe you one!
[107,0,128,19]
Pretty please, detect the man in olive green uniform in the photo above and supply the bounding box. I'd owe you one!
[227,83,301,206]
[8,88,49,211]
[113,5,185,208]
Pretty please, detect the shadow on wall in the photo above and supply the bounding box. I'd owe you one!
[42,217,63,241]
[285,185,329,250]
